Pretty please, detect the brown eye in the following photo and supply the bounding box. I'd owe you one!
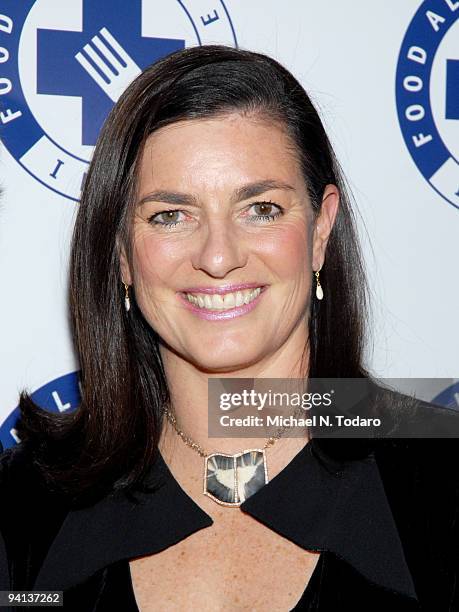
[247,201,284,223]
[253,202,274,215]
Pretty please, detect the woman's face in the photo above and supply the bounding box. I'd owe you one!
[121,112,338,374]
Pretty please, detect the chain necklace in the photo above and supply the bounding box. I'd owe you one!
[163,404,302,508]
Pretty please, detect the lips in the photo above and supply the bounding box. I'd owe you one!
[177,284,268,320]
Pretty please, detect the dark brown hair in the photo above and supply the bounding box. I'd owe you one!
[16,44,371,505]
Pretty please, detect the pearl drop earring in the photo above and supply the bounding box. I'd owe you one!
[315,268,323,300]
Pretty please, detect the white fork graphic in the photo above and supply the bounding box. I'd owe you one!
[75,27,141,102]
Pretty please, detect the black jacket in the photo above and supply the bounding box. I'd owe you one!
[1,392,459,611]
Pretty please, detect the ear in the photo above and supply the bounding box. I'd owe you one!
[312,184,340,271]
[118,240,133,286]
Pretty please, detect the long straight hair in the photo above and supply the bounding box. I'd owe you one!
[16,45,371,505]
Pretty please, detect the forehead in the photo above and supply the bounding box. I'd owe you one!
[137,113,305,194]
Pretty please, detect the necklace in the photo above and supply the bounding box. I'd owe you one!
[163,405,301,508]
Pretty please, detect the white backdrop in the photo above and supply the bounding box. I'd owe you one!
[1,0,458,449]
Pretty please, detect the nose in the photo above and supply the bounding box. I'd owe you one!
[190,217,247,278]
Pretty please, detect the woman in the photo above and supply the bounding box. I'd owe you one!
[1,44,459,611]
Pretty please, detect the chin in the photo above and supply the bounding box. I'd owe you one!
[189,348,260,374]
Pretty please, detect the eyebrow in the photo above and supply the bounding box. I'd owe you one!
[137,179,296,207]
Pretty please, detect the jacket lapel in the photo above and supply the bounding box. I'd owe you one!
[240,439,418,602]
[33,455,213,591]
[34,437,417,603]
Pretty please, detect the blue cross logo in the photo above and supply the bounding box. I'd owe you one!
[395,2,459,210]
[36,0,185,146]
[1,0,236,200]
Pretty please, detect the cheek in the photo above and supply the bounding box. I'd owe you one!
[259,224,310,278]
[131,233,183,291]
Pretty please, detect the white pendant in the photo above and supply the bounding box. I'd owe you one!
[316,284,324,300]
[124,297,130,312]
[204,449,268,507]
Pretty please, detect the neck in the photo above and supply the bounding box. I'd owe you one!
[157,334,310,463]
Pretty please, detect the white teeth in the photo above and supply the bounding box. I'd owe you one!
[224,293,235,308]
[213,294,224,309]
[184,287,262,310]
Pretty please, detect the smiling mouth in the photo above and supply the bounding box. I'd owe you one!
[181,286,265,311]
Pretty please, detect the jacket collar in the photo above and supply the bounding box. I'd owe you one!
[240,439,418,601]
[34,437,418,602]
